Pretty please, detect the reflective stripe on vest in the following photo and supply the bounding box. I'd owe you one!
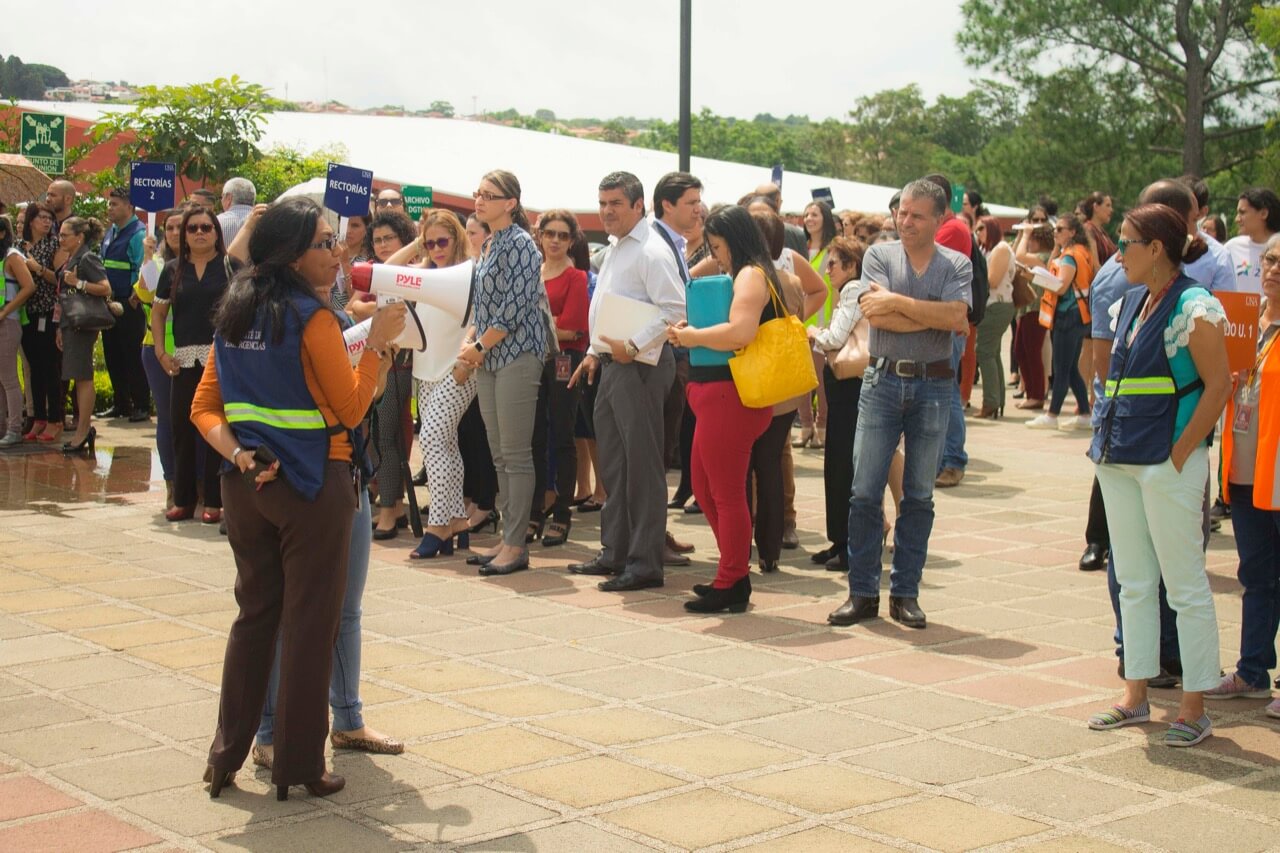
[224,402,327,430]
[102,259,133,270]
[1103,376,1176,397]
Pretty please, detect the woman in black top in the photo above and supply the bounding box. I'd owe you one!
[666,206,781,614]
[152,206,237,523]
[18,201,63,441]
[55,217,110,455]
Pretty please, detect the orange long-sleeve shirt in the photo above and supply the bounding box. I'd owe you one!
[192,309,381,462]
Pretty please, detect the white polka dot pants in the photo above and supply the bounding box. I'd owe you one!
[417,374,477,527]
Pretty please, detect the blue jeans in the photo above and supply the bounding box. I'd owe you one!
[257,489,370,744]
[847,367,950,599]
[1049,308,1089,416]
[1227,483,1280,688]
[140,347,174,482]
[940,332,968,472]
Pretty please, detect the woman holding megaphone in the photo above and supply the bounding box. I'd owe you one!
[191,197,406,801]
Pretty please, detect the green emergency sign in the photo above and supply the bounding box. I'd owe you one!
[20,113,66,175]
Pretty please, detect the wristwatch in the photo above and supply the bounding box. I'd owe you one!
[624,340,640,358]
[473,340,486,354]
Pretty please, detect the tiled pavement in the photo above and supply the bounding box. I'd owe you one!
[0,409,1277,853]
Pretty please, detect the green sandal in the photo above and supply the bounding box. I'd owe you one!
[1088,703,1150,730]
[1164,715,1212,747]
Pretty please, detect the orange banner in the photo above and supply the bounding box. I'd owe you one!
[1218,291,1262,373]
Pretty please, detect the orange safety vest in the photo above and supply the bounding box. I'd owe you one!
[1222,326,1280,510]
[1038,244,1094,330]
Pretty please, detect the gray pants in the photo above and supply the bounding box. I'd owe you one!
[596,346,675,579]
[476,352,543,548]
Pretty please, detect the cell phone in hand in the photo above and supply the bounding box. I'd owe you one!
[242,445,277,479]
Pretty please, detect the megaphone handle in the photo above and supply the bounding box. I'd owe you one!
[338,216,349,244]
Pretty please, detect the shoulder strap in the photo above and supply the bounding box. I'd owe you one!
[652,221,689,283]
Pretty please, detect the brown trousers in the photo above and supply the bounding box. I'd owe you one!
[207,461,355,787]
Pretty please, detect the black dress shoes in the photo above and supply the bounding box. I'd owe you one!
[889,596,927,629]
[567,555,619,576]
[1078,543,1107,572]
[599,572,663,591]
[685,577,750,613]
[811,544,839,564]
[694,576,750,597]
[667,492,691,510]
[128,409,150,422]
[466,553,495,566]
[683,501,703,515]
[479,554,529,576]
[759,559,779,573]
[825,552,848,572]
[828,595,879,626]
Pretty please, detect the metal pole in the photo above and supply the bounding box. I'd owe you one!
[678,0,691,172]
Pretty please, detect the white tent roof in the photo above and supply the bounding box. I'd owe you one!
[19,100,1026,217]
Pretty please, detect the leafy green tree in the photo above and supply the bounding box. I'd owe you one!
[959,0,1279,177]
[843,86,932,186]
[428,100,455,117]
[89,76,277,195]
[231,143,349,203]
[534,108,556,122]
[594,119,631,145]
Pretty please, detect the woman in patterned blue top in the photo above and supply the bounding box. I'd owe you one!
[456,170,548,575]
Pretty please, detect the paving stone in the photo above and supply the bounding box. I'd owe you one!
[741,709,910,755]
[0,776,81,820]
[503,755,681,808]
[581,627,721,659]
[732,763,915,813]
[748,667,896,702]
[411,726,580,774]
[0,634,89,666]
[532,708,693,745]
[1076,744,1255,791]
[134,591,228,617]
[480,644,619,676]
[416,627,547,655]
[75,619,205,650]
[0,588,96,613]
[127,636,228,670]
[0,720,158,767]
[515,610,635,640]
[127,698,219,742]
[942,672,1101,708]
[29,604,150,631]
[954,713,1118,759]
[380,661,509,693]
[459,821,655,853]
[213,812,413,852]
[855,795,1047,852]
[965,767,1154,821]
[0,809,162,853]
[665,646,808,680]
[65,673,210,713]
[452,684,600,717]
[119,782,315,836]
[14,655,152,690]
[326,751,459,804]
[1206,773,1280,820]
[359,642,443,670]
[602,788,798,849]
[366,699,488,739]
[644,686,802,726]
[0,694,86,733]
[625,732,799,777]
[1101,803,1276,852]
[738,825,899,852]
[1018,837,1132,852]
[361,784,555,845]
[845,691,1004,731]
[846,739,1025,785]
[51,747,200,800]
[559,662,713,700]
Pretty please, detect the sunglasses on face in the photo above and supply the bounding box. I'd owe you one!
[1116,238,1150,255]
[376,197,403,207]
[1029,217,1047,224]
[310,235,340,251]
[186,223,215,234]
[540,228,571,241]
[423,237,451,250]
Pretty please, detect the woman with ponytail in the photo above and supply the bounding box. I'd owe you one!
[455,170,549,576]
[1087,203,1231,748]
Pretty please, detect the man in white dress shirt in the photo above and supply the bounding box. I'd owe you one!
[568,172,686,591]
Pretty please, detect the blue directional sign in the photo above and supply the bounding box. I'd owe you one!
[811,187,835,209]
[129,162,177,211]
[324,163,374,218]
[771,164,783,189]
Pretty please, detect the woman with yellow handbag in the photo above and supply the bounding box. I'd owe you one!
[667,206,814,614]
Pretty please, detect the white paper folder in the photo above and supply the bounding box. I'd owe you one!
[591,292,663,365]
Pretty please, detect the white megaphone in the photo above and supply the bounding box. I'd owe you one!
[349,261,472,320]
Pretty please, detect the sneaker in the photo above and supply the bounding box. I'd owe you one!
[1026,413,1059,429]
[1204,672,1272,700]
[1058,415,1090,431]
[0,432,21,448]
[1209,498,1230,520]
[1088,702,1150,730]
[1266,698,1280,719]
[1164,714,1212,747]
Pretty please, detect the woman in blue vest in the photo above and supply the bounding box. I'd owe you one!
[1087,203,1232,747]
[191,197,406,800]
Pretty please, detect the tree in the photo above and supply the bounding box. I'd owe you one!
[534,108,556,122]
[89,76,277,196]
[230,143,349,203]
[959,0,1280,176]
[0,55,48,99]
[594,119,631,145]
[428,100,454,117]
[843,86,932,187]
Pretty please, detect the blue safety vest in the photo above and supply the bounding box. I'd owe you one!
[101,218,144,301]
[214,292,335,500]
[1089,274,1205,465]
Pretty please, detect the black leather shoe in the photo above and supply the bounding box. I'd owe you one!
[411,466,428,487]
[759,559,779,573]
[685,578,750,613]
[667,493,691,510]
[567,555,619,576]
[828,595,879,626]
[694,576,750,597]
[824,552,848,572]
[599,572,663,591]
[466,553,495,566]
[811,544,839,564]
[1078,543,1107,572]
[95,406,126,419]
[128,409,150,423]
[683,501,703,515]
[889,596,927,629]
[479,555,529,576]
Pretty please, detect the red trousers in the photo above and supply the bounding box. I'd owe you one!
[958,323,978,403]
[1013,315,1047,401]
[687,381,772,588]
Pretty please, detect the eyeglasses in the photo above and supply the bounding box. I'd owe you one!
[540,228,571,241]
[376,197,404,207]
[1261,253,1280,267]
[473,190,509,202]
[423,237,451,250]
[186,223,215,234]
[33,213,53,222]
[1029,217,1047,224]
[1116,238,1151,254]
[310,235,340,251]
[371,235,400,246]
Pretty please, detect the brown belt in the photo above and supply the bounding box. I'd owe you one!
[873,357,954,380]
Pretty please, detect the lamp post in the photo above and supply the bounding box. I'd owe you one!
[678,0,691,172]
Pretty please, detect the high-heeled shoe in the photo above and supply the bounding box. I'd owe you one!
[811,427,826,449]
[791,426,814,448]
[811,544,839,564]
[23,420,46,441]
[203,764,236,799]
[276,772,344,801]
[468,509,499,534]
[975,406,1003,419]
[410,531,455,559]
[201,508,222,524]
[61,426,95,455]
[541,519,571,547]
[525,518,545,544]
[36,424,63,442]
[478,551,529,576]
[165,505,195,522]
[685,577,751,613]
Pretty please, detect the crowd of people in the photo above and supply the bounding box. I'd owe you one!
[2,162,1278,799]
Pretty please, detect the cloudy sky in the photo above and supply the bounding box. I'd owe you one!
[17,1,981,120]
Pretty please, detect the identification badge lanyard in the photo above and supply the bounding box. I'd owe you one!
[1233,325,1279,433]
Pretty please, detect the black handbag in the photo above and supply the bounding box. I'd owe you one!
[58,255,115,332]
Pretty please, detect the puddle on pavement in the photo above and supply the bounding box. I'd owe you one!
[0,442,163,510]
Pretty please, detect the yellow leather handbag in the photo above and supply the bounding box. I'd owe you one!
[729,273,818,409]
